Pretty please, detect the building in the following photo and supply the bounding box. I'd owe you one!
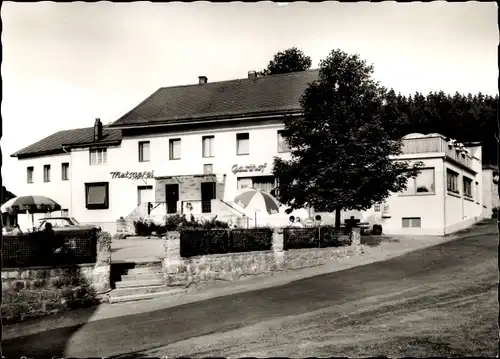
[482,164,499,218]
[10,71,485,235]
[343,133,484,235]
[10,70,318,232]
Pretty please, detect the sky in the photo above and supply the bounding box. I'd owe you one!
[1,1,498,194]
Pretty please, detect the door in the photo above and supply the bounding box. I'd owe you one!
[165,184,179,214]
[201,182,216,213]
[137,186,154,206]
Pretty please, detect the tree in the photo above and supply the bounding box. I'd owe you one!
[259,47,312,76]
[273,49,422,228]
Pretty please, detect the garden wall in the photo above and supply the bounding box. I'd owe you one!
[163,228,362,288]
[1,232,112,324]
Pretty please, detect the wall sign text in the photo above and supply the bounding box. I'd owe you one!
[231,163,267,174]
[110,171,155,180]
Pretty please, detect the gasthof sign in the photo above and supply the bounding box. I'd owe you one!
[231,163,267,174]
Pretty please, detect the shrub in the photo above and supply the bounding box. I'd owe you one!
[229,228,273,253]
[283,227,319,250]
[180,229,230,257]
[134,218,152,236]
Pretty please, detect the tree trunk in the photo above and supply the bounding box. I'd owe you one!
[335,207,342,230]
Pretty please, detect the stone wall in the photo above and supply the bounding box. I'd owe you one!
[163,229,362,288]
[1,232,112,323]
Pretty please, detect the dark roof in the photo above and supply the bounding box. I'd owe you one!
[109,69,319,128]
[11,126,122,158]
[2,186,16,204]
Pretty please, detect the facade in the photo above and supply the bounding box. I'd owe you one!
[10,71,317,232]
[10,71,485,236]
[343,133,484,235]
[482,164,499,218]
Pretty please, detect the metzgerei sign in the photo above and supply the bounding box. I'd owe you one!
[110,171,154,180]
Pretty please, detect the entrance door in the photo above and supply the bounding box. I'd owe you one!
[201,182,216,213]
[165,184,179,214]
[137,186,154,206]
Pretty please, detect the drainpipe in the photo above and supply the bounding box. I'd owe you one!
[62,146,73,216]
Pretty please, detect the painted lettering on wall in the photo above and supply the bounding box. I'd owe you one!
[110,171,155,180]
[231,163,267,174]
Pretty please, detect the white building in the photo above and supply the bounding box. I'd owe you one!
[343,133,484,235]
[10,70,486,235]
[10,71,316,232]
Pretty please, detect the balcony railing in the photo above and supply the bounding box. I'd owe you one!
[401,136,473,169]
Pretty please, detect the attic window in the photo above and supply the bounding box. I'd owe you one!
[90,148,107,165]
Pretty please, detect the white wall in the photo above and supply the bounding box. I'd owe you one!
[121,120,290,202]
[14,154,71,230]
[372,158,446,236]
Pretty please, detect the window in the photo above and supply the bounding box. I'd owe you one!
[61,209,69,217]
[475,181,479,201]
[236,133,249,155]
[61,163,69,181]
[447,169,459,194]
[463,176,473,198]
[237,178,253,190]
[277,130,290,153]
[203,164,213,174]
[237,176,275,193]
[43,165,51,183]
[85,182,109,210]
[138,141,150,162]
[374,203,381,212]
[27,167,34,184]
[90,148,107,165]
[169,139,181,160]
[252,176,275,193]
[402,168,435,194]
[402,217,421,228]
[202,136,214,158]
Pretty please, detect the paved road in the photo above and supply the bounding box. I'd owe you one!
[3,223,498,358]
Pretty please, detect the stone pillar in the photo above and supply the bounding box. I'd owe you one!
[92,232,112,297]
[351,227,363,253]
[272,228,285,270]
[164,231,182,279]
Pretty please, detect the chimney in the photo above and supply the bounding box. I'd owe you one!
[248,70,257,80]
[94,118,103,141]
[198,76,207,84]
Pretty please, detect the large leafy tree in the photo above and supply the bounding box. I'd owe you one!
[273,49,422,227]
[259,47,312,76]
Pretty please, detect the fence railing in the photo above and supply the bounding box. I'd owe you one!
[401,136,473,169]
[179,227,352,258]
[283,227,352,250]
[180,228,274,258]
[2,231,98,268]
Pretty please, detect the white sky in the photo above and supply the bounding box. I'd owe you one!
[1,1,498,193]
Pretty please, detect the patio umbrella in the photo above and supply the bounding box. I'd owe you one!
[1,195,62,229]
[234,188,280,226]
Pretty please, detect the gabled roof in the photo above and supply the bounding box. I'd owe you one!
[109,69,319,128]
[11,126,122,158]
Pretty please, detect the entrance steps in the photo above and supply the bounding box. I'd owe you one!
[109,261,185,304]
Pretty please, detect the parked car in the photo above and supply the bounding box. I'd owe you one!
[38,217,101,234]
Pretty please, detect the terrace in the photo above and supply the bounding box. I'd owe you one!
[401,135,474,170]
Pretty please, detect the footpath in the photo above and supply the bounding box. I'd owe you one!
[3,224,494,341]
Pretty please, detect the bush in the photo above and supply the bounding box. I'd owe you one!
[283,227,319,250]
[180,229,230,257]
[229,228,273,253]
[492,207,499,218]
